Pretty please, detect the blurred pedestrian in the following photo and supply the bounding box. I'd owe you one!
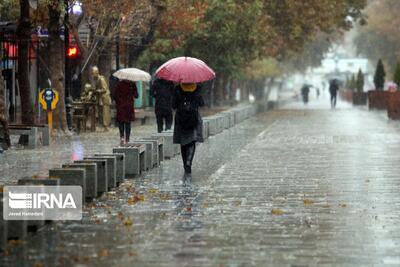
[301,84,310,105]
[114,80,138,145]
[151,79,173,133]
[92,66,112,131]
[172,83,204,178]
[329,79,340,108]
[316,88,320,99]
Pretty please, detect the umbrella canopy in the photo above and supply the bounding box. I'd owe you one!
[113,68,151,82]
[155,57,215,83]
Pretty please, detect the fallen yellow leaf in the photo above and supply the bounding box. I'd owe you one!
[128,251,137,257]
[160,193,172,200]
[99,249,110,257]
[123,218,133,226]
[271,209,284,215]
[127,194,145,205]
[303,199,314,206]
[148,188,158,194]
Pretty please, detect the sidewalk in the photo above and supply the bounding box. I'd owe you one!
[2,98,400,266]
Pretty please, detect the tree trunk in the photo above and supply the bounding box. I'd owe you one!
[17,0,34,124]
[213,75,225,106]
[98,43,112,79]
[48,2,68,132]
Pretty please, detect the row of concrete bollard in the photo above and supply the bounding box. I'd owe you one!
[0,104,258,252]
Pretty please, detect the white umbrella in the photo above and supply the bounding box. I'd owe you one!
[112,68,151,82]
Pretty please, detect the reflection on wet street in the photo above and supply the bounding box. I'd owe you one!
[1,99,400,266]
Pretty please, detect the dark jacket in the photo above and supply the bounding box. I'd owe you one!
[151,79,173,113]
[172,86,204,145]
[114,80,138,123]
[329,80,339,95]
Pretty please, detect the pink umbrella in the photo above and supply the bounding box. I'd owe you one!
[155,57,216,83]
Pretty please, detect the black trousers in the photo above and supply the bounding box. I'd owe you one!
[118,122,131,141]
[330,94,337,107]
[180,141,196,174]
[156,110,173,133]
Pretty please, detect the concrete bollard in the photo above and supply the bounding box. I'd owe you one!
[141,137,164,166]
[205,117,218,136]
[121,143,147,173]
[113,144,145,177]
[94,153,125,185]
[222,111,235,128]
[0,192,7,251]
[0,192,27,242]
[48,168,86,200]
[151,132,175,159]
[62,163,97,199]
[85,156,116,190]
[16,178,61,231]
[202,119,209,140]
[75,159,107,195]
[128,141,154,170]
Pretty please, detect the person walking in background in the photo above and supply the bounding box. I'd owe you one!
[114,80,138,145]
[329,79,340,108]
[151,78,174,133]
[92,66,112,131]
[301,84,310,105]
[173,83,204,178]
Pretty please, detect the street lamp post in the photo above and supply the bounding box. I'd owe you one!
[64,0,72,130]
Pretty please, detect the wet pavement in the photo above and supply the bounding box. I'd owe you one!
[1,97,400,266]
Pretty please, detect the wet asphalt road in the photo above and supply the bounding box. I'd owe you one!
[1,98,400,266]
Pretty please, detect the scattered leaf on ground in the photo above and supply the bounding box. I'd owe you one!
[99,249,110,257]
[33,263,44,267]
[128,251,137,257]
[148,188,158,194]
[186,207,192,212]
[303,199,314,206]
[234,201,242,207]
[128,195,145,205]
[271,209,284,215]
[160,193,172,200]
[339,204,347,208]
[123,218,133,226]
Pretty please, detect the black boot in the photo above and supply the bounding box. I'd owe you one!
[184,142,196,174]
[181,144,188,172]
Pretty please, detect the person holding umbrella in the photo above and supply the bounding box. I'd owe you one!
[155,56,215,178]
[173,83,204,176]
[112,68,151,145]
[114,80,138,145]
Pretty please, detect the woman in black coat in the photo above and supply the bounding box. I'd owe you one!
[172,83,204,177]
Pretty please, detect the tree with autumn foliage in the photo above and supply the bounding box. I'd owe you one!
[355,0,400,74]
